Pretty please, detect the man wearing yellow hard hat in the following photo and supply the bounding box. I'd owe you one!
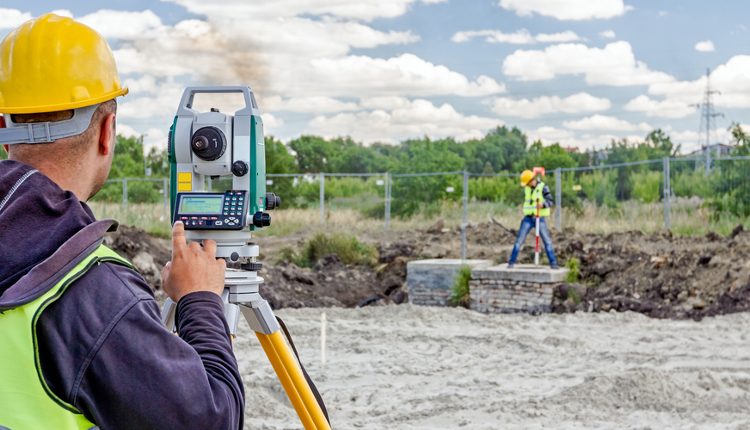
[0,14,244,429]
[507,169,559,269]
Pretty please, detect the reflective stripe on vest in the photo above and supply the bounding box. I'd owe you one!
[523,182,551,217]
[0,244,132,430]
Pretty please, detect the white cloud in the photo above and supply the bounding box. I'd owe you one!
[623,95,694,119]
[116,123,142,138]
[305,54,505,97]
[694,40,715,53]
[600,30,616,39]
[358,96,413,110]
[164,0,444,21]
[452,29,580,45]
[108,6,492,101]
[0,8,31,30]
[527,126,642,151]
[79,9,163,39]
[491,92,611,118]
[563,114,652,132]
[503,41,674,86]
[261,96,358,113]
[101,0,507,146]
[308,99,501,144]
[50,9,74,18]
[262,113,284,131]
[647,55,750,109]
[498,0,631,21]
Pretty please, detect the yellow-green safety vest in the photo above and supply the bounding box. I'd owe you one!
[523,182,550,217]
[0,244,133,430]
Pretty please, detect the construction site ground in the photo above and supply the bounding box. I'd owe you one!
[106,221,750,320]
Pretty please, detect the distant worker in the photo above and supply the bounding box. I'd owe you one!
[507,169,559,269]
[0,14,243,429]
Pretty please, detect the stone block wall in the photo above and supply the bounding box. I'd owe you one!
[407,259,492,306]
[470,265,568,314]
[470,278,554,313]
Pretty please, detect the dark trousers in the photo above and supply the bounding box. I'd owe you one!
[508,216,557,266]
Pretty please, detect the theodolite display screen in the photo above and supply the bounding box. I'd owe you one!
[180,196,224,215]
[179,195,223,214]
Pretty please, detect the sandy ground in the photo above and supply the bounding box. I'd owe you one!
[234,305,750,430]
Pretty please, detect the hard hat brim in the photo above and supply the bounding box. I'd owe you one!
[0,87,128,114]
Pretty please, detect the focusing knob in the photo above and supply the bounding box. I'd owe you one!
[265,193,281,210]
[191,126,227,161]
[232,161,248,177]
[253,212,271,228]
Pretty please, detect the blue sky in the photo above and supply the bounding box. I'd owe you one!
[1,0,748,153]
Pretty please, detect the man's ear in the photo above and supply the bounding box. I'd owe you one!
[98,112,116,156]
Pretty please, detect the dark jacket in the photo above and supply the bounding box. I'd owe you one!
[0,160,244,429]
[538,182,554,209]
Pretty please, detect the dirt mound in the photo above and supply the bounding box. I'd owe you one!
[553,229,750,320]
[106,222,750,319]
[105,225,170,291]
[105,225,409,309]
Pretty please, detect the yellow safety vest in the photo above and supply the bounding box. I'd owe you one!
[523,182,550,217]
[0,244,132,430]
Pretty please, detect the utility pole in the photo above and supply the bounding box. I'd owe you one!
[695,68,724,172]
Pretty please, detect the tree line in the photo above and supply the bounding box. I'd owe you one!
[2,124,749,218]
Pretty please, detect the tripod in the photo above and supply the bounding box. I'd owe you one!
[161,241,330,430]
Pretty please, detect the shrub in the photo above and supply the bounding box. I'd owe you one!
[450,265,472,308]
[565,257,580,283]
[631,171,662,203]
[282,233,378,267]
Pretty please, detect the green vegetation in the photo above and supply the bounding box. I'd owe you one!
[7,120,749,229]
[565,257,580,284]
[450,265,473,308]
[278,233,378,268]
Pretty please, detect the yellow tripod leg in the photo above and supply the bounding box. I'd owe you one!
[257,331,331,430]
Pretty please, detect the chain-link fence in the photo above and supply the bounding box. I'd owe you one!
[89,154,750,255]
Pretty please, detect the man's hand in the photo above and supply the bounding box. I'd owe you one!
[161,221,226,302]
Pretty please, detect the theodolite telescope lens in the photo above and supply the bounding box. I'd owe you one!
[191,126,227,161]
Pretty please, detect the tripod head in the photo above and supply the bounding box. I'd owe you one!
[167,86,280,264]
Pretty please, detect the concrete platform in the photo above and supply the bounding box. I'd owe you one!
[407,259,493,306]
[472,264,568,283]
[470,264,569,314]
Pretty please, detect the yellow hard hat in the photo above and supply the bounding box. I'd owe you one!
[0,13,128,114]
[520,170,534,186]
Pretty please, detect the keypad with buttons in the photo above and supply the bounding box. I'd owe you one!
[175,190,248,230]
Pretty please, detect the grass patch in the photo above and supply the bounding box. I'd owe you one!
[565,257,580,283]
[90,199,749,239]
[450,265,472,308]
[279,233,378,268]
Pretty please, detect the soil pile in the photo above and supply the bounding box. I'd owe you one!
[553,227,750,320]
[104,225,170,291]
[417,221,750,319]
[106,222,750,319]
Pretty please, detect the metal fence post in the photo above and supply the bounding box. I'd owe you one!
[461,171,468,260]
[319,173,325,224]
[162,178,169,220]
[122,178,128,210]
[384,173,391,230]
[554,168,562,232]
[663,157,671,230]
